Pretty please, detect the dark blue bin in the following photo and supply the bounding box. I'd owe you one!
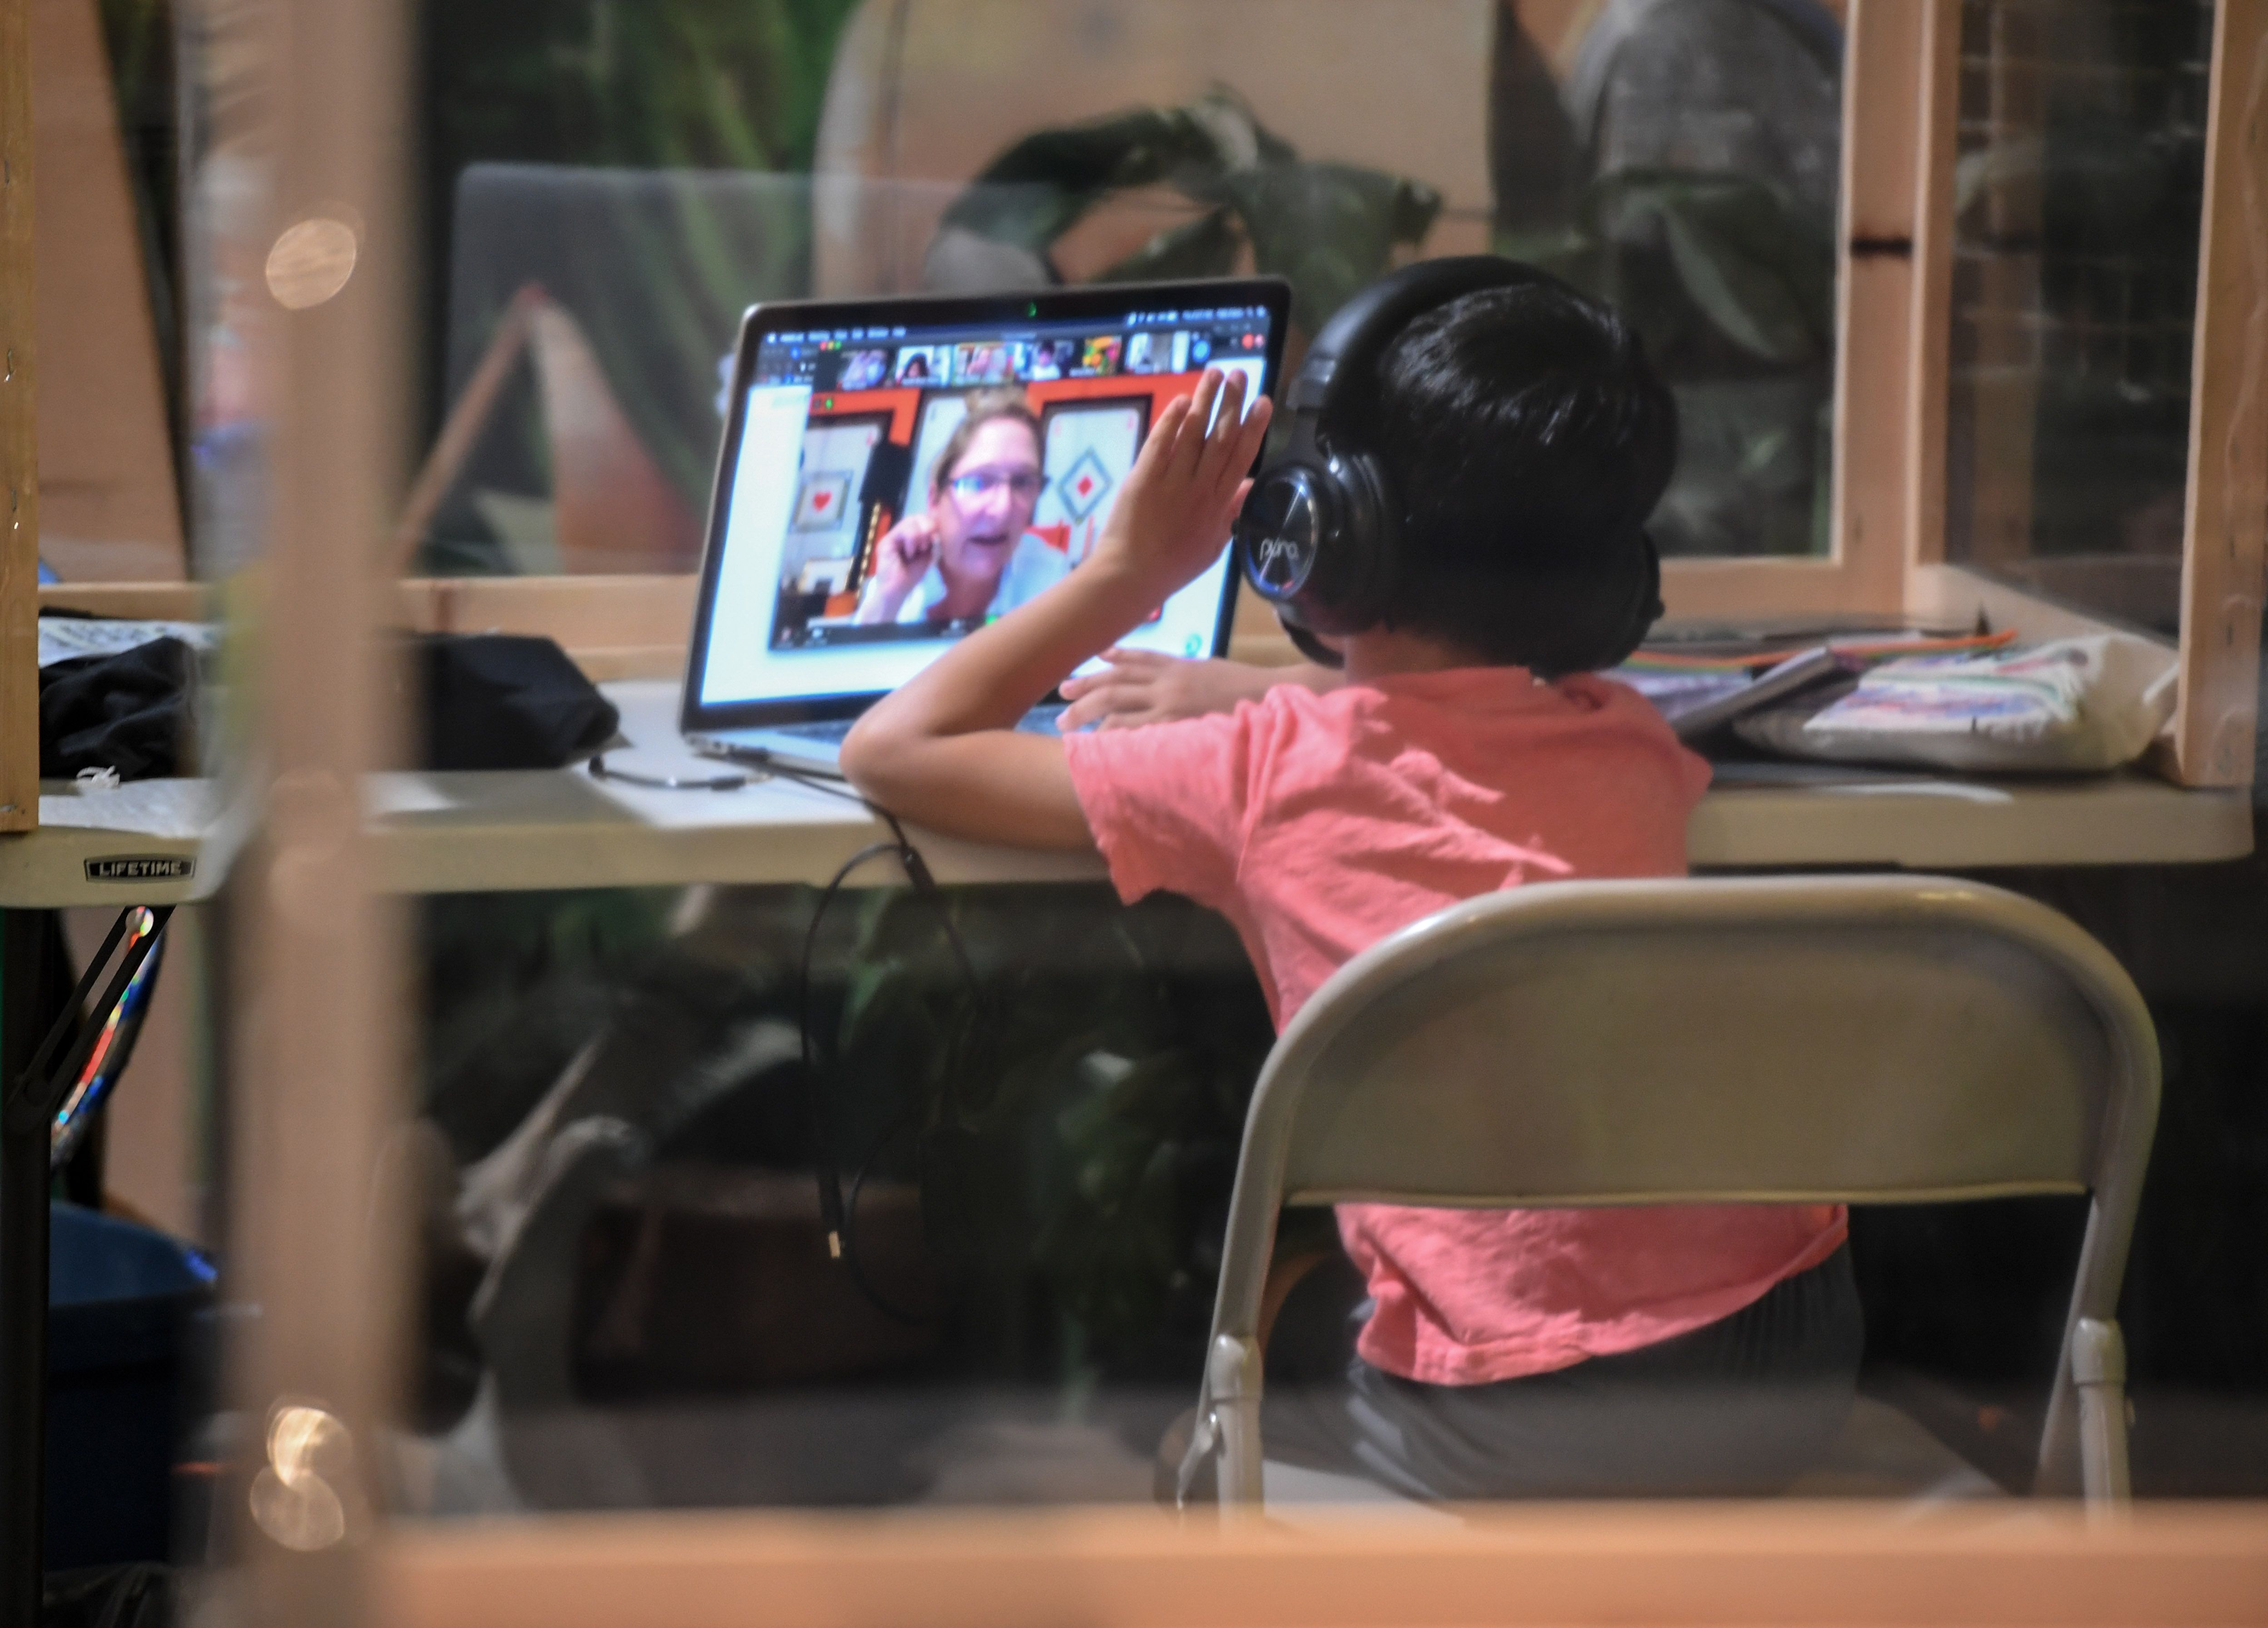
[43,1203,213,1570]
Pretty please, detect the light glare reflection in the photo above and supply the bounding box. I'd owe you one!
[265,216,359,309]
[249,1400,357,1552]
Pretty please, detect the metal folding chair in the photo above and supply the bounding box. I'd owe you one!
[1179,875,2159,1509]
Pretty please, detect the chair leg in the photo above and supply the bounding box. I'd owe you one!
[1207,1334,1266,1509]
[2072,1317,2132,1506]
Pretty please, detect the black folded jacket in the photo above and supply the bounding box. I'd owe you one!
[37,630,619,779]
[39,637,196,780]
[411,632,621,771]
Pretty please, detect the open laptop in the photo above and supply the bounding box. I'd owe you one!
[680,277,1290,770]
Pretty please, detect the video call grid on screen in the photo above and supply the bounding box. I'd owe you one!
[692,291,1281,716]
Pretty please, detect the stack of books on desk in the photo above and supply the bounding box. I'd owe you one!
[1615,622,2015,745]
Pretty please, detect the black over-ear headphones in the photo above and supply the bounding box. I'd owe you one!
[1234,255,1664,669]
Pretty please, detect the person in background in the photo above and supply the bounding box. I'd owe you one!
[855,389,1067,628]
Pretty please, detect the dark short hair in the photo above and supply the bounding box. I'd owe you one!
[1334,280,1678,672]
[930,388,1041,499]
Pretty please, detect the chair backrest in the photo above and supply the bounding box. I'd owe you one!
[1255,875,2153,1212]
[1209,873,2161,1477]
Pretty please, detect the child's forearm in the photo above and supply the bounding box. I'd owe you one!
[840,371,1265,841]
[865,559,1156,740]
[838,561,1158,845]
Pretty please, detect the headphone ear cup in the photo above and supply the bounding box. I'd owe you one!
[1237,456,1336,616]
[1293,450,1396,635]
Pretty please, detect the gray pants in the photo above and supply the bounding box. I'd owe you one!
[1261,1245,1863,1501]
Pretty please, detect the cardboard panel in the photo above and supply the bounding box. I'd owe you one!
[28,0,183,581]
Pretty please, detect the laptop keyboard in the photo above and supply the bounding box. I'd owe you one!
[771,717,858,744]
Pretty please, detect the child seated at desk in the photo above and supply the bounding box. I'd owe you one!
[841,276,1859,1500]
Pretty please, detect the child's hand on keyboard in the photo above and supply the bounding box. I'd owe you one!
[1060,650,1265,729]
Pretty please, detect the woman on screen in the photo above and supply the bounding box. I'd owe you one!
[854,390,1068,628]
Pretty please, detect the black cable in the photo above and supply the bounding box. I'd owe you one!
[9,910,133,1118]
[799,839,903,1261]
[870,807,983,1009]
[775,757,990,1324]
[838,1098,931,1326]
[560,737,996,1320]
[7,907,174,1134]
[710,744,862,802]
[596,738,990,1320]
[587,754,753,792]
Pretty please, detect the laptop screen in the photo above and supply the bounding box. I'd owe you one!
[683,279,1288,725]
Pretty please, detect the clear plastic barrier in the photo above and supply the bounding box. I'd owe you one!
[398,0,1846,575]
[1943,0,2214,634]
[33,4,2263,1623]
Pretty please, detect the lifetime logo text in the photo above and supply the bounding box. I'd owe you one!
[84,856,196,883]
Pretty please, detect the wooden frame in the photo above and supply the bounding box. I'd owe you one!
[7,11,2262,1623]
[1654,0,1931,627]
[376,1505,2268,1628]
[40,575,700,682]
[1676,0,2268,795]
[1897,0,2268,792]
[2174,0,2268,786]
[222,0,411,1618]
[0,0,37,834]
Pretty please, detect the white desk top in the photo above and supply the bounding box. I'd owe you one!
[0,778,224,908]
[0,681,2252,907]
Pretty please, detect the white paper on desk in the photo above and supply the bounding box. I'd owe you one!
[365,778,464,817]
[1824,780,2014,804]
[39,618,218,668]
[37,777,219,837]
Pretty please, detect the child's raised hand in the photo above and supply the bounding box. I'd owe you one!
[1090,368,1272,595]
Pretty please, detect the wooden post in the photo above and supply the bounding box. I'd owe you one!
[0,0,39,834]
[1901,0,1962,577]
[390,282,542,572]
[1826,0,1930,617]
[226,0,411,1620]
[2174,0,2268,788]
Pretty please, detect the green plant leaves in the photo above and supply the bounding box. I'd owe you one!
[1095,208,1244,285]
[1496,167,1838,556]
[824,885,1271,1378]
[943,89,1441,334]
[1589,169,1834,365]
[942,105,1228,254]
[1210,163,1443,334]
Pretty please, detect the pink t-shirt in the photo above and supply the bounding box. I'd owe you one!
[1063,667,1847,1386]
